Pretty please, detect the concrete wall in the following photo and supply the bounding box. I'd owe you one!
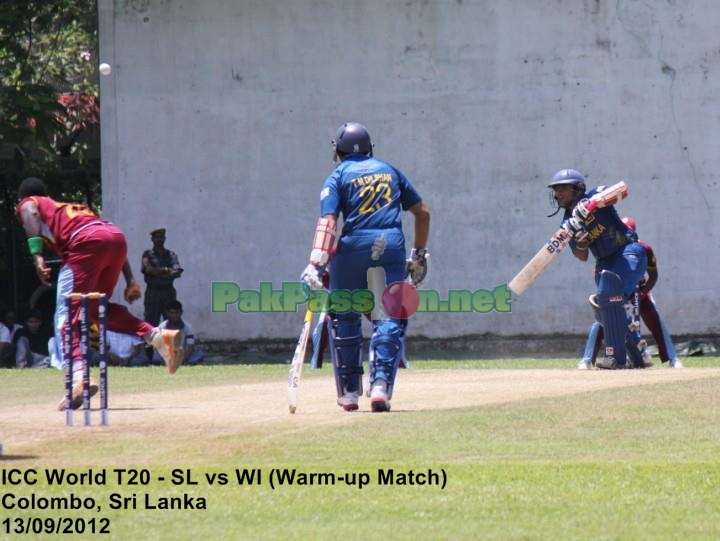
[99,0,719,341]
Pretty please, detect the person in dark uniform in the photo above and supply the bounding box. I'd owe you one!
[141,228,183,326]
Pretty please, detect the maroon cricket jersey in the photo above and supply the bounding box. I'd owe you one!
[16,196,106,259]
[639,240,657,269]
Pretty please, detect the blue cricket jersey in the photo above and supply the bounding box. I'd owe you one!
[320,155,422,235]
[563,185,637,260]
[320,154,422,291]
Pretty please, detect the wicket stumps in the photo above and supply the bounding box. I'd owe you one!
[63,292,109,427]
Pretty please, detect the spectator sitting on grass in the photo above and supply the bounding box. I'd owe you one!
[14,308,52,368]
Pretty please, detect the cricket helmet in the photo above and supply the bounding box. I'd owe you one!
[622,216,637,231]
[547,169,586,191]
[333,122,373,156]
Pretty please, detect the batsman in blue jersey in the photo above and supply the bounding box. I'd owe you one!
[548,169,647,369]
[302,122,430,411]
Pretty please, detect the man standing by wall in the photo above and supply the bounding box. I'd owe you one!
[301,122,430,413]
[141,228,183,326]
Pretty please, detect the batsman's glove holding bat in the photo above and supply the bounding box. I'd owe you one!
[301,264,326,290]
[572,198,592,221]
[124,281,142,303]
[406,248,429,288]
[564,216,586,238]
[573,231,590,251]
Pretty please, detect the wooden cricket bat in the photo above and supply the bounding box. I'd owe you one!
[287,308,314,414]
[309,310,327,369]
[508,181,628,296]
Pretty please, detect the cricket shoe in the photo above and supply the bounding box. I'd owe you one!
[627,353,653,369]
[670,358,684,368]
[639,340,654,368]
[370,379,391,412]
[57,375,98,411]
[596,356,626,370]
[337,391,360,412]
[576,359,591,370]
[640,351,654,369]
[148,328,183,374]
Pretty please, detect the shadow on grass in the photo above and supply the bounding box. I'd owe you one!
[0,454,39,461]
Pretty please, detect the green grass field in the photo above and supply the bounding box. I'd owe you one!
[2,358,720,540]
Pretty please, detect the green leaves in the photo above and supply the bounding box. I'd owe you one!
[0,0,101,280]
[1,0,98,153]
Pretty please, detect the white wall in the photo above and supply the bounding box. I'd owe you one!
[99,0,719,340]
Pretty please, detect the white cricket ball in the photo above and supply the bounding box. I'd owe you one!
[99,63,112,76]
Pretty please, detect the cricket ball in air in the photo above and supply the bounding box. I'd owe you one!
[99,63,112,76]
[382,281,420,319]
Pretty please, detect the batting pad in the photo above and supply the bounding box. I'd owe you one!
[328,314,364,396]
[597,270,627,364]
[369,320,404,397]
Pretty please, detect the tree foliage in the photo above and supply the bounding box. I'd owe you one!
[0,0,100,199]
[0,0,100,308]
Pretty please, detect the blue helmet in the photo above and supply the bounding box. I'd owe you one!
[547,169,586,191]
[333,122,373,156]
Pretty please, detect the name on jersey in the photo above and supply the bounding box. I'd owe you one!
[586,223,606,242]
[352,173,392,187]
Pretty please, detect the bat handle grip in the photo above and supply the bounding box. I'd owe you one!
[585,199,599,213]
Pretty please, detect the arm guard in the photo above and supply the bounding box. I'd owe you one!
[309,217,337,266]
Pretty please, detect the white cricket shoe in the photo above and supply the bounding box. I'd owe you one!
[370,379,391,412]
[576,360,591,370]
[670,358,684,368]
[337,391,360,412]
[148,328,183,374]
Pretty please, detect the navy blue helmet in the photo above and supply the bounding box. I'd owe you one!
[333,122,373,156]
[547,169,586,191]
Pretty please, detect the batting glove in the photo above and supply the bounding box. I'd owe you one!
[301,264,325,290]
[565,216,585,237]
[406,248,429,288]
[572,198,591,221]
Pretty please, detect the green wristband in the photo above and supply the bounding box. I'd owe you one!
[27,236,44,255]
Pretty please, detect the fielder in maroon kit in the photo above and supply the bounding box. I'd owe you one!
[579,216,683,368]
[15,177,184,409]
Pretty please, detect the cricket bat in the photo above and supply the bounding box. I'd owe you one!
[309,310,328,369]
[287,308,314,414]
[508,181,628,296]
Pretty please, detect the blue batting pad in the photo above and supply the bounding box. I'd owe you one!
[598,270,627,365]
[328,313,364,396]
